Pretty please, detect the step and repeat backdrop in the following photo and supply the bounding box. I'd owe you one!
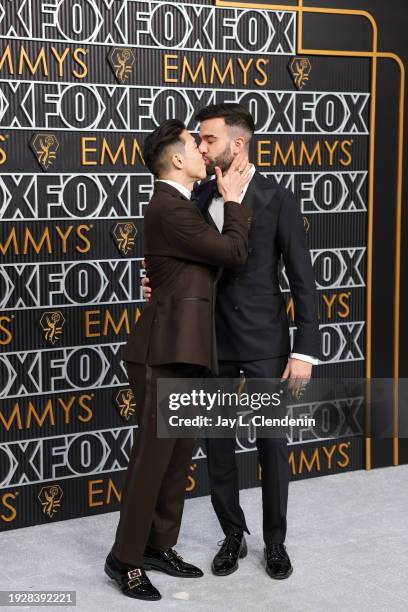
[0,0,381,529]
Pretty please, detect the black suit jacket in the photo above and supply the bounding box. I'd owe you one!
[194,171,320,361]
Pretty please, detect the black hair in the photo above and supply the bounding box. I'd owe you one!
[195,103,255,136]
[142,119,186,177]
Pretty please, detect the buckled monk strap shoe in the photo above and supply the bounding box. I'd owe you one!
[104,551,161,601]
[142,546,204,577]
[264,543,293,580]
[212,532,247,576]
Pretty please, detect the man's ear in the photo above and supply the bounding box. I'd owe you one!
[171,153,184,170]
[232,136,245,154]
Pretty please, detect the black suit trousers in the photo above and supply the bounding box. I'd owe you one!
[112,362,202,566]
[204,356,290,545]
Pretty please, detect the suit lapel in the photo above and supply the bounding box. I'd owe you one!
[193,180,223,282]
[242,171,278,219]
[194,180,220,231]
[193,171,278,229]
[204,202,219,231]
[194,180,212,212]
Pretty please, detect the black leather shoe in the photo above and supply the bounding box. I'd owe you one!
[104,551,161,600]
[264,543,293,579]
[143,547,203,578]
[212,532,247,576]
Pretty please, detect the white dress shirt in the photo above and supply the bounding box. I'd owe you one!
[207,164,256,232]
[207,167,318,366]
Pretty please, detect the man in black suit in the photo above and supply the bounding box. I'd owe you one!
[143,104,320,580]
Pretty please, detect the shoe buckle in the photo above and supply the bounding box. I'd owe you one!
[127,568,142,589]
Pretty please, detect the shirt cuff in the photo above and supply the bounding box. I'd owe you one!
[290,352,319,366]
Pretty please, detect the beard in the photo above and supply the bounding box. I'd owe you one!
[205,144,234,176]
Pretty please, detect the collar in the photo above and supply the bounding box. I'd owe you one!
[241,164,256,199]
[156,179,192,201]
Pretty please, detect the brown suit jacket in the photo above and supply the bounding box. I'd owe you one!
[122,181,252,372]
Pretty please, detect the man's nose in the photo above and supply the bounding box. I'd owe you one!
[198,142,207,153]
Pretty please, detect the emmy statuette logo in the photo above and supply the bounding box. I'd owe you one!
[30,134,60,170]
[290,383,308,400]
[108,48,136,83]
[115,388,136,421]
[111,222,138,256]
[289,57,312,90]
[38,485,63,518]
[39,311,65,344]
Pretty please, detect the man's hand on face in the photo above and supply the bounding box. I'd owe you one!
[280,358,312,396]
[215,150,252,203]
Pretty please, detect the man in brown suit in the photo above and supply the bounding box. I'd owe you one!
[105,119,252,601]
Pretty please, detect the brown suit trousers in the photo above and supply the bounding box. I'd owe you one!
[112,362,204,566]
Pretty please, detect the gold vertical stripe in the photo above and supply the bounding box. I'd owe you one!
[365,437,371,470]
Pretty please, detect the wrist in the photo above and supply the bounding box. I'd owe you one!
[224,192,240,203]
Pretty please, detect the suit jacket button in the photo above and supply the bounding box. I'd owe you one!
[233,305,240,311]
[248,247,253,254]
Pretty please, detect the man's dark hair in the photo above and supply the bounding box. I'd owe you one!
[142,119,186,177]
[195,103,255,137]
